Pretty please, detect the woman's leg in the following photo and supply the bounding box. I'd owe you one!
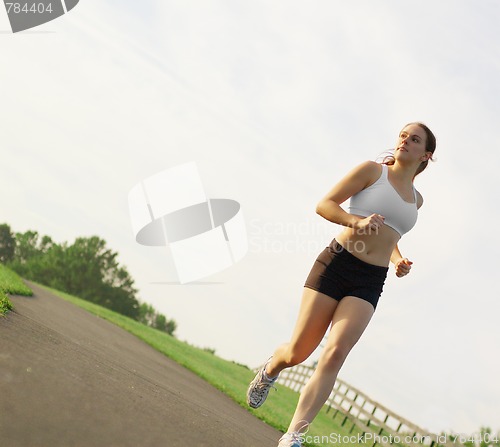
[266,287,339,378]
[286,296,375,432]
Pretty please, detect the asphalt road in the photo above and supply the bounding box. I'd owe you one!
[0,281,281,447]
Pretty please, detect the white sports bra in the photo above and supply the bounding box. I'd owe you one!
[348,164,418,237]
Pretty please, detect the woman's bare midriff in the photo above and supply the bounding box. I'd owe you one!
[334,217,401,267]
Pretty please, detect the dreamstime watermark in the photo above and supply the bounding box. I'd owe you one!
[2,0,79,33]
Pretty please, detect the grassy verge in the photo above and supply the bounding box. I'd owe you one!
[0,264,33,315]
[18,279,367,447]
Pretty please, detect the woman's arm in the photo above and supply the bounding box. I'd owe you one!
[391,244,403,264]
[316,160,384,230]
[391,244,413,277]
[392,191,423,276]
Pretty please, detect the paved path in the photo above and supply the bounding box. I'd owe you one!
[0,282,281,447]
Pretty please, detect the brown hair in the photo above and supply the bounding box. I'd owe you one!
[382,122,437,177]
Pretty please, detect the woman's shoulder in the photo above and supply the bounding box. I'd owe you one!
[357,160,381,170]
[351,160,383,185]
[351,160,382,176]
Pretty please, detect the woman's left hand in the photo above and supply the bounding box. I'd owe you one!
[395,258,413,277]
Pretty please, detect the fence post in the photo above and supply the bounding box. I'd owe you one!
[274,362,464,447]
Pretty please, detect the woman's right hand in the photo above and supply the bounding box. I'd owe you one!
[354,214,385,234]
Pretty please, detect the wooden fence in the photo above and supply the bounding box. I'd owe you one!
[276,362,460,447]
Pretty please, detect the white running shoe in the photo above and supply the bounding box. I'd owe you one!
[277,431,304,447]
[246,357,278,408]
[277,421,309,447]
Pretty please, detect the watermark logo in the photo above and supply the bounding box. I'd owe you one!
[3,0,79,33]
[248,218,333,255]
[300,432,453,446]
[128,162,248,284]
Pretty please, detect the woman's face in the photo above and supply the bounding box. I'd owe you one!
[395,124,429,163]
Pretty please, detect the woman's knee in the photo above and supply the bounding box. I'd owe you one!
[319,344,350,369]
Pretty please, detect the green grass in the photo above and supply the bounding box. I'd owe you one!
[11,277,369,447]
[0,264,33,315]
[0,290,12,314]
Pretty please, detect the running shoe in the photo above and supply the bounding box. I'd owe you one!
[277,431,304,447]
[246,357,278,408]
[277,420,309,447]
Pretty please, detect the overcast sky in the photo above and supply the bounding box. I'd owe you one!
[1,0,499,435]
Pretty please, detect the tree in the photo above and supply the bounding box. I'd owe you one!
[164,318,177,336]
[138,302,177,336]
[7,230,55,279]
[13,230,42,263]
[60,236,140,319]
[154,314,167,332]
[0,224,15,264]
[138,303,156,326]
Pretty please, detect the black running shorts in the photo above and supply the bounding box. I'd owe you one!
[304,239,389,310]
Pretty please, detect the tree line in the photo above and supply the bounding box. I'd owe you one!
[0,223,176,336]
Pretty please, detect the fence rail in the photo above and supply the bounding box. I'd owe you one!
[276,363,460,447]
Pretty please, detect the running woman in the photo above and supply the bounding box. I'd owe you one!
[247,122,436,447]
